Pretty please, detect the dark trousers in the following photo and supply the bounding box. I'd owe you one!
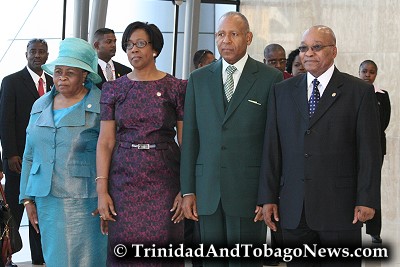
[4,161,44,263]
[365,209,381,236]
[184,219,203,267]
[269,219,284,262]
[366,155,384,237]
[282,209,361,267]
[199,202,266,267]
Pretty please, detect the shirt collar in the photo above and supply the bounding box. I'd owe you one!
[307,64,335,90]
[222,53,248,75]
[26,65,46,84]
[98,59,113,70]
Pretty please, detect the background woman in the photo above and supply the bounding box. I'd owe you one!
[19,38,107,267]
[96,21,186,266]
[286,48,306,76]
[359,59,391,244]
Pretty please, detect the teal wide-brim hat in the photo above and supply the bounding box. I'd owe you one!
[42,37,102,84]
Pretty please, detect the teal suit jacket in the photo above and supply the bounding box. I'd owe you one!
[180,57,283,218]
[19,85,101,202]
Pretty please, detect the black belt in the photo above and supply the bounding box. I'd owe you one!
[119,141,170,150]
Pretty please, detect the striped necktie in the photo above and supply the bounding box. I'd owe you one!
[105,63,114,81]
[224,65,237,102]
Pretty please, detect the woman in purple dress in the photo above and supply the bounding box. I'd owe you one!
[96,21,186,266]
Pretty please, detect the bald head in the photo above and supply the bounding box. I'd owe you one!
[299,25,337,77]
[216,11,253,64]
[302,25,336,45]
[219,11,250,33]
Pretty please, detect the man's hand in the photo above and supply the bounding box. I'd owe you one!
[8,156,22,174]
[181,195,198,221]
[254,206,263,222]
[262,204,279,231]
[353,206,375,224]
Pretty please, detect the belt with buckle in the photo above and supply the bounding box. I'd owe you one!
[131,144,156,149]
[119,141,170,150]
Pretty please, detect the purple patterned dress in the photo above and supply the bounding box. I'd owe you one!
[100,74,186,266]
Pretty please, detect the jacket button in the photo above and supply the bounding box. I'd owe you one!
[306,130,311,135]
[304,153,309,158]
[221,146,226,150]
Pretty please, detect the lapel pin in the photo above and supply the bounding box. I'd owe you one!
[87,104,92,108]
[332,93,336,97]
[156,92,161,97]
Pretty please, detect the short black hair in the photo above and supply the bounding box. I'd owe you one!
[193,49,214,69]
[359,59,378,73]
[286,49,300,74]
[27,38,47,49]
[121,21,164,58]
[93,28,115,42]
[264,43,285,59]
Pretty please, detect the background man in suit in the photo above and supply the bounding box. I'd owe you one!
[181,11,283,267]
[93,27,131,88]
[0,38,53,265]
[264,43,292,79]
[257,25,382,267]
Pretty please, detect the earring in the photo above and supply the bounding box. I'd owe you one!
[153,53,157,57]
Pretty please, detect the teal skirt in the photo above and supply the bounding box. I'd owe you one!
[35,194,107,267]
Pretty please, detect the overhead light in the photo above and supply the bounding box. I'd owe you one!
[172,0,183,6]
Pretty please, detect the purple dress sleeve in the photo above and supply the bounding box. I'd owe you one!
[100,81,116,120]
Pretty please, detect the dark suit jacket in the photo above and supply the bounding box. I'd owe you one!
[258,68,382,231]
[180,57,283,218]
[0,67,53,160]
[376,90,390,155]
[95,61,131,89]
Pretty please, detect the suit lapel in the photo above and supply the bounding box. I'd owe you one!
[22,67,40,99]
[45,74,53,92]
[291,74,309,123]
[113,61,125,79]
[309,68,342,127]
[223,57,257,124]
[97,64,106,82]
[208,60,225,123]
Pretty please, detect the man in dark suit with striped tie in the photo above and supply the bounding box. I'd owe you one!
[93,28,131,88]
[181,11,283,267]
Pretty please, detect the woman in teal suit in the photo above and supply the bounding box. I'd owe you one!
[19,38,107,267]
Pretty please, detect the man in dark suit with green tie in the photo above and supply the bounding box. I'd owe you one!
[180,11,283,267]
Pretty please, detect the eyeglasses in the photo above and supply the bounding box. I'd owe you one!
[267,58,287,65]
[298,44,335,53]
[125,39,151,50]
